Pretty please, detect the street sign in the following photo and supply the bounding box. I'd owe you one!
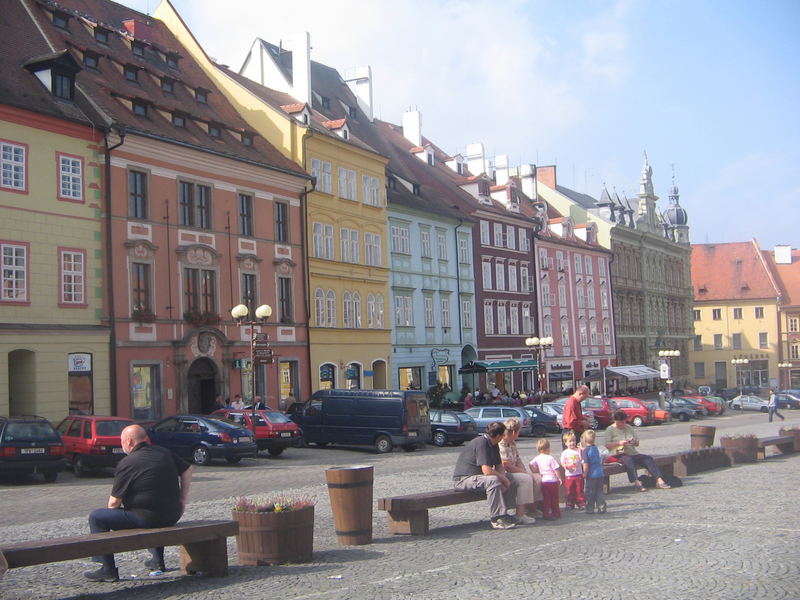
[659,362,670,379]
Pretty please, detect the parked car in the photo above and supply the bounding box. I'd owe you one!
[608,397,654,427]
[465,406,533,436]
[428,410,478,447]
[536,401,597,432]
[640,400,671,424]
[780,389,800,397]
[211,409,302,455]
[670,397,708,417]
[681,395,725,415]
[729,395,769,412]
[55,415,135,476]
[582,396,615,428]
[664,400,694,422]
[147,415,257,465]
[773,393,800,410]
[289,389,431,453]
[0,415,65,482]
[521,405,562,436]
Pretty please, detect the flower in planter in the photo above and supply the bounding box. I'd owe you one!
[183,310,205,327]
[719,433,758,442]
[232,495,316,513]
[131,306,156,323]
[202,311,221,326]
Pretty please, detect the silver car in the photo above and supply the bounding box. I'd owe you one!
[465,406,533,436]
[729,395,769,412]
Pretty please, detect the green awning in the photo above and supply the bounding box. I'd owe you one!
[458,359,538,374]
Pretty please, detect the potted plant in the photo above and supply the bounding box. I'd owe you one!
[183,310,205,327]
[231,495,315,565]
[131,306,156,324]
[202,311,221,326]
[719,433,759,464]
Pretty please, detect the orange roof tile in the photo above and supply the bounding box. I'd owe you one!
[691,240,781,301]
[322,118,346,130]
[280,102,307,114]
[764,247,800,307]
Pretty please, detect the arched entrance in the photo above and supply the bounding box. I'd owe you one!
[372,359,387,389]
[187,357,218,414]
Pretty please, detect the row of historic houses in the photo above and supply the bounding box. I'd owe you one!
[0,0,694,422]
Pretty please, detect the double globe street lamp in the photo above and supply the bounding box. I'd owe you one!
[525,336,553,407]
[658,349,681,404]
[231,303,273,434]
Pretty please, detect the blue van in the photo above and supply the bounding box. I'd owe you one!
[288,389,431,453]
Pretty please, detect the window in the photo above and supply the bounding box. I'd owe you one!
[420,229,431,258]
[437,231,447,260]
[315,288,325,326]
[506,225,516,250]
[585,256,593,275]
[208,124,221,138]
[694,362,705,378]
[166,53,179,69]
[1,243,27,301]
[520,265,529,292]
[693,309,701,321]
[172,113,186,128]
[590,324,598,345]
[340,228,359,263]
[508,264,518,291]
[484,303,494,335]
[587,287,595,307]
[131,42,146,57]
[129,170,147,219]
[558,283,567,307]
[183,268,216,313]
[497,303,507,334]
[759,332,768,349]
[365,233,381,266]
[494,223,504,247]
[94,27,109,44]
[338,167,356,200]
[242,273,257,315]
[599,257,606,276]
[601,289,608,309]
[577,286,585,309]
[369,177,381,206]
[462,299,472,329]
[274,202,288,243]
[132,99,147,116]
[712,309,721,320]
[367,294,376,328]
[131,262,151,311]
[732,333,742,349]
[522,303,532,335]
[561,322,571,347]
[792,344,800,360]
[53,11,69,29]
[57,154,82,201]
[542,280,551,306]
[1,141,26,191]
[693,335,702,351]
[179,182,211,229]
[755,307,764,319]
[495,263,505,291]
[395,295,413,326]
[539,249,549,269]
[324,224,334,259]
[161,77,174,93]
[574,254,583,274]
[278,277,292,322]
[326,290,336,327]
[713,334,723,349]
[84,52,99,69]
[509,302,519,334]
[313,223,334,260]
[60,249,85,305]
[441,298,451,328]
[733,307,742,319]
[242,132,253,146]
[353,292,362,327]
[312,223,323,258]
[391,225,410,254]
[482,262,492,290]
[789,317,799,333]
[124,65,139,82]
[195,88,208,103]
[362,175,370,206]
[238,193,253,236]
[458,237,470,263]
[53,72,74,100]
[519,228,528,252]
[480,220,490,245]
[424,297,434,327]
[603,324,611,345]
[580,322,588,345]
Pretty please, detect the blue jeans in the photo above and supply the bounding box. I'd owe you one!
[89,508,163,569]
[618,453,662,483]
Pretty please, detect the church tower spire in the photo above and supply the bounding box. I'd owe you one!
[663,165,690,244]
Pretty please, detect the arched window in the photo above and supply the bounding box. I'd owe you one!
[326,290,336,327]
[314,288,325,327]
[367,293,376,328]
[343,291,353,328]
[353,292,362,328]
[376,294,384,328]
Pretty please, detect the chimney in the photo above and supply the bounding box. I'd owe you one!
[292,32,312,108]
[466,143,488,177]
[122,19,154,41]
[537,165,557,189]
[347,66,373,121]
[495,155,509,186]
[402,110,422,147]
[774,245,792,264]
[519,164,537,200]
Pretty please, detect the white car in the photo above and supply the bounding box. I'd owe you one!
[729,395,769,412]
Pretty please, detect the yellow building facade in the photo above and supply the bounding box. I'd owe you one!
[0,106,110,420]
[158,4,392,392]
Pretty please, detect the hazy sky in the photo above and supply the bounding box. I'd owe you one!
[119,0,799,249]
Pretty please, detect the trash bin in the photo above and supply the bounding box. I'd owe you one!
[325,465,373,545]
[690,425,716,449]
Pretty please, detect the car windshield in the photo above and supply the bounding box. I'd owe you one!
[3,422,60,442]
[95,420,133,436]
[261,411,292,424]
[455,412,474,423]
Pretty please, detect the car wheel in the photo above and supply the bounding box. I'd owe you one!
[632,416,644,427]
[531,424,546,437]
[433,431,448,447]
[731,404,739,411]
[192,445,211,466]
[267,447,285,456]
[42,471,58,483]
[225,456,242,464]
[374,435,393,454]
[72,455,88,477]
[679,413,689,422]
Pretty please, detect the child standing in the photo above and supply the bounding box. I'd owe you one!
[529,439,563,520]
[560,432,585,510]
[580,429,607,514]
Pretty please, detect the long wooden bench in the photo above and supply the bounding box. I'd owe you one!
[756,435,795,460]
[378,489,487,535]
[0,520,238,578]
[603,453,677,493]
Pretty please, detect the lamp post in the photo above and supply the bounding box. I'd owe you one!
[658,349,681,406]
[525,336,553,408]
[778,362,792,391]
[231,303,273,435]
[731,358,749,413]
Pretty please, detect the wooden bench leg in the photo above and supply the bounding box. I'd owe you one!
[386,510,429,536]
[180,537,229,577]
[603,475,612,495]
[756,447,767,460]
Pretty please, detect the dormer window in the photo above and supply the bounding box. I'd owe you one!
[208,123,221,138]
[321,96,330,109]
[24,50,80,102]
[161,77,174,93]
[172,112,186,128]
[131,42,146,58]
[456,162,464,175]
[478,181,490,196]
[427,152,434,166]
[195,88,208,103]
[94,27,109,44]
[166,53,179,69]
[53,72,74,100]
[342,129,349,140]
[508,186,518,204]
[348,106,357,118]
[83,51,99,69]
[53,11,70,30]
[387,176,396,190]
[412,183,421,196]
[302,113,309,124]
[241,132,253,146]
[124,64,139,82]
[132,99,148,116]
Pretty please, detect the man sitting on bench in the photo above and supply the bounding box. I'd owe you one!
[453,421,518,529]
[85,424,193,582]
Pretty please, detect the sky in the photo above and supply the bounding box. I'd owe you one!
[118,0,799,249]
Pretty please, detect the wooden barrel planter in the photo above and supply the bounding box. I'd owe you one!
[325,465,373,545]
[720,436,758,464]
[232,505,314,565]
[690,425,716,449]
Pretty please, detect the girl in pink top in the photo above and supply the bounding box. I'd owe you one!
[529,438,563,519]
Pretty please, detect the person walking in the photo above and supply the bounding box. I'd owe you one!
[768,391,785,423]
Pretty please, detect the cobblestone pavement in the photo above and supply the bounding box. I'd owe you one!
[1,412,799,599]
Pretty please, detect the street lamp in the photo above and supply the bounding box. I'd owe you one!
[231,303,273,435]
[778,362,792,391]
[658,349,681,405]
[525,336,554,407]
[731,358,749,413]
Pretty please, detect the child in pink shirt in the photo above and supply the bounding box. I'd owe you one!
[560,432,586,510]
[529,438,563,519]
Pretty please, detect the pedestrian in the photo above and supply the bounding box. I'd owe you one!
[453,421,518,530]
[580,430,607,514]
[231,394,245,410]
[768,391,785,423]
[84,424,192,581]
[253,395,266,410]
[562,385,591,448]
[463,393,474,411]
[560,431,585,510]
[529,438,563,520]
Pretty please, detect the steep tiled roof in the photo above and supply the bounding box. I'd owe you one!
[16,0,304,177]
[280,102,306,114]
[691,240,781,301]
[763,247,800,307]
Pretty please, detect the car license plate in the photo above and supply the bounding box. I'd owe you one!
[280,432,291,437]
[408,431,417,437]
[112,447,124,454]
[239,436,251,443]
[21,447,45,454]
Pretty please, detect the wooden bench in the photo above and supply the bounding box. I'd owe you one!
[756,435,795,460]
[378,489,487,535]
[0,520,238,578]
[603,453,677,493]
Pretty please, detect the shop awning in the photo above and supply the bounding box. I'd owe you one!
[458,359,538,374]
[604,365,660,381]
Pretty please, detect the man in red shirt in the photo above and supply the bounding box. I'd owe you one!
[562,385,591,448]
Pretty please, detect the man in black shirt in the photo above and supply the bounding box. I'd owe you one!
[84,424,192,582]
[453,421,518,529]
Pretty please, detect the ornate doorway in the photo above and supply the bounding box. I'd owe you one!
[187,357,218,414]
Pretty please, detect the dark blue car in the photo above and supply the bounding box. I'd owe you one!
[147,415,257,466]
[428,410,478,447]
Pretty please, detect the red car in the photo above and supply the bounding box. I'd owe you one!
[681,395,725,415]
[609,397,653,427]
[55,415,135,476]
[211,409,302,455]
[583,396,615,428]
